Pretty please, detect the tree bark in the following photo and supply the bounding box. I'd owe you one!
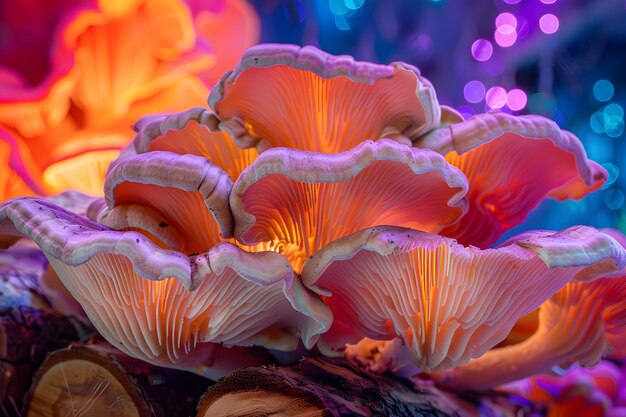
[0,245,85,416]
[197,356,542,417]
[23,342,211,417]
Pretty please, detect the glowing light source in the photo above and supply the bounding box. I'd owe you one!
[485,86,507,109]
[471,39,493,61]
[593,80,614,102]
[503,0,521,4]
[590,111,606,134]
[334,15,350,30]
[605,103,624,119]
[494,28,517,47]
[344,0,364,10]
[496,13,517,29]
[539,14,559,34]
[329,0,348,15]
[464,80,486,103]
[540,0,557,4]
[506,89,527,111]
[604,104,625,138]
[604,189,625,210]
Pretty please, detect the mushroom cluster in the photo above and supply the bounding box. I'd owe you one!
[1,44,624,385]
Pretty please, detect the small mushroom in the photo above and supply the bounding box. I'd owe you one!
[130,107,258,180]
[301,225,626,372]
[417,112,606,248]
[0,198,331,379]
[104,151,235,252]
[208,43,440,153]
[432,266,626,390]
[231,139,468,272]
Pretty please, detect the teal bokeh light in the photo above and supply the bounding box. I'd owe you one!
[593,79,614,102]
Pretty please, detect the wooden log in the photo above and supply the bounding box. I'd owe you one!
[0,244,85,416]
[23,342,212,417]
[197,356,543,417]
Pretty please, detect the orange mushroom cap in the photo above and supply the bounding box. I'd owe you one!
[0,197,331,379]
[104,151,235,252]
[433,255,626,389]
[231,139,468,272]
[302,225,626,372]
[417,112,607,248]
[129,107,258,180]
[208,43,440,153]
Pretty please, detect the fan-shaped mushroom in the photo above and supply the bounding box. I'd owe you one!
[209,43,440,153]
[416,112,606,248]
[302,225,626,372]
[0,198,331,380]
[231,139,468,272]
[433,263,626,389]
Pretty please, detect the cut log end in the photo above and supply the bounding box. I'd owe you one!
[23,343,211,417]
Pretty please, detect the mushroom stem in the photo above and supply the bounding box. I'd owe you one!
[432,278,616,391]
[412,126,454,155]
[380,126,413,147]
[430,328,575,390]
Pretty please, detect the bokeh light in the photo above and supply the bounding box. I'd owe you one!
[471,39,493,61]
[506,89,527,111]
[593,80,614,102]
[495,13,517,30]
[495,28,517,47]
[590,111,606,134]
[604,103,625,137]
[604,189,625,210]
[602,162,620,188]
[464,80,486,103]
[485,86,507,109]
[605,103,624,119]
[334,15,350,30]
[539,14,560,34]
[540,0,558,4]
[344,0,365,10]
[503,0,521,4]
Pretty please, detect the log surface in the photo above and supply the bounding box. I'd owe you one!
[198,356,542,417]
[23,342,211,417]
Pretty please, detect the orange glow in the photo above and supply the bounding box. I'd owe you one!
[442,135,604,248]
[239,163,464,272]
[0,0,259,199]
[215,65,429,153]
[147,120,258,180]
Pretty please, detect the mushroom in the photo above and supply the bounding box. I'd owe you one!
[416,112,606,248]
[208,43,440,153]
[231,139,468,272]
[130,107,258,180]
[432,265,626,390]
[0,0,236,197]
[301,225,626,372]
[0,197,331,379]
[104,151,235,252]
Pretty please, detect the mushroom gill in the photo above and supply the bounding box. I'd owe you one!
[301,225,626,372]
[231,139,468,272]
[209,44,440,153]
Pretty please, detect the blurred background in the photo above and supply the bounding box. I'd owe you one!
[251,0,626,239]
